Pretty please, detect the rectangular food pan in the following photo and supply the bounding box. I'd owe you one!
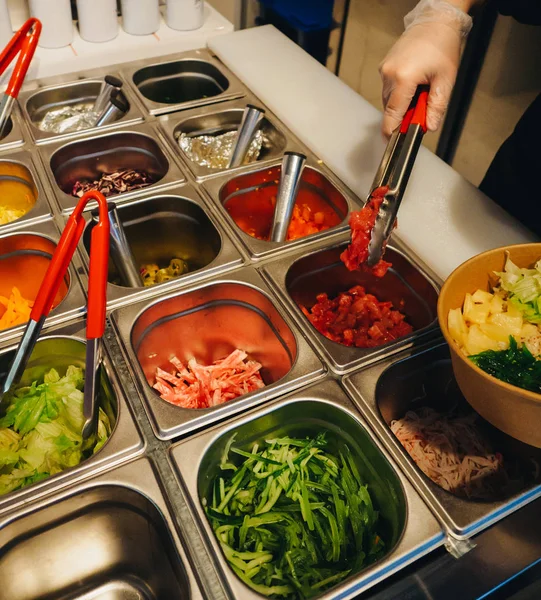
[75,184,243,310]
[159,97,297,181]
[0,219,86,344]
[264,236,440,374]
[122,48,246,116]
[202,159,360,261]
[18,75,144,144]
[342,341,541,539]
[0,319,143,517]
[169,379,444,600]
[0,457,204,600]
[37,122,186,214]
[0,104,25,151]
[111,267,325,440]
[0,150,52,235]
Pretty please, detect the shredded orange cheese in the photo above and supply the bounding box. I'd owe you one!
[0,287,33,330]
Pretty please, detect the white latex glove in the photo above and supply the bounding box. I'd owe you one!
[379,0,473,136]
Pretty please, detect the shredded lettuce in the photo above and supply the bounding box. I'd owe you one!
[0,366,112,496]
[496,256,541,323]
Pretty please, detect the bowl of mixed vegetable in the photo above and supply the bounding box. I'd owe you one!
[438,243,541,448]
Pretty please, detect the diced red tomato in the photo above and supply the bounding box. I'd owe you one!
[340,186,393,278]
[303,284,413,348]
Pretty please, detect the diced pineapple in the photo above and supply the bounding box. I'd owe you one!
[479,323,512,345]
[448,308,468,346]
[489,294,505,315]
[520,323,538,339]
[464,324,500,355]
[463,293,474,318]
[488,312,523,336]
[464,300,491,324]
[472,289,494,304]
[507,301,523,319]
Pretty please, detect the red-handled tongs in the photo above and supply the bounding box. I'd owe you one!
[366,86,428,266]
[0,190,110,439]
[0,18,42,136]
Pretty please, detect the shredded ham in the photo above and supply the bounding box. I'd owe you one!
[340,186,393,278]
[153,349,265,409]
[391,407,509,499]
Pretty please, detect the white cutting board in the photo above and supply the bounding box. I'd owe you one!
[209,26,537,281]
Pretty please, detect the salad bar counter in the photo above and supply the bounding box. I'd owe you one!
[1,42,541,600]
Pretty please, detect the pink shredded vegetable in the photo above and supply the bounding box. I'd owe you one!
[153,349,265,409]
[391,407,507,499]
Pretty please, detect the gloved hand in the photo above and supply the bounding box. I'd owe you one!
[379,0,474,136]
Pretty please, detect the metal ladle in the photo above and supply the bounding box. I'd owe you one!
[92,202,142,288]
[95,89,129,127]
[270,152,307,243]
[93,75,123,115]
[227,104,265,169]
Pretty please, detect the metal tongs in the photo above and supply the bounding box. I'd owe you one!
[366,86,428,266]
[0,18,42,137]
[0,190,110,440]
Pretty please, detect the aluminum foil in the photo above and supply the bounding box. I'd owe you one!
[38,103,99,134]
[179,130,264,169]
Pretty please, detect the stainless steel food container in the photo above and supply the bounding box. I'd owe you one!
[111,267,325,440]
[0,457,204,600]
[122,49,246,116]
[169,379,444,600]
[0,319,143,516]
[37,122,186,214]
[76,184,243,310]
[343,341,541,539]
[159,98,294,181]
[202,159,360,261]
[0,219,86,343]
[264,237,440,374]
[18,76,145,144]
[0,104,25,151]
[0,150,53,234]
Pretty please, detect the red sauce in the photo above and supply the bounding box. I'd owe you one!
[224,183,341,241]
[340,186,393,278]
[302,284,413,348]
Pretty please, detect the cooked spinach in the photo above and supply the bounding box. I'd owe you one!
[469,336,541,393]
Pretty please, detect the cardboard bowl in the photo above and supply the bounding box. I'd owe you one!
[438,243,541,448]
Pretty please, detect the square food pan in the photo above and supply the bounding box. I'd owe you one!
[169,379,444,600]
[122,48,246,116]
[75,184,243,310]
[264,236,440,374]
[202,159,360,261]
[0,457,204,600]
[37,122,186,214]
[0,319,143,517]
[18,75,145,145]
[0,150,53,235]
[0,103,25,151]
[0,219,86,344]
[159,97,297,181]
[342,341,541,539]
[111,267,325,440]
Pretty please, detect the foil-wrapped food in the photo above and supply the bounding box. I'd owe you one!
[38,104,99,134]
[179,130,264,169]
[72,169,155,198]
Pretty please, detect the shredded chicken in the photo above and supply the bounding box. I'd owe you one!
[391,407,508,499]
[153,349,265,409]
